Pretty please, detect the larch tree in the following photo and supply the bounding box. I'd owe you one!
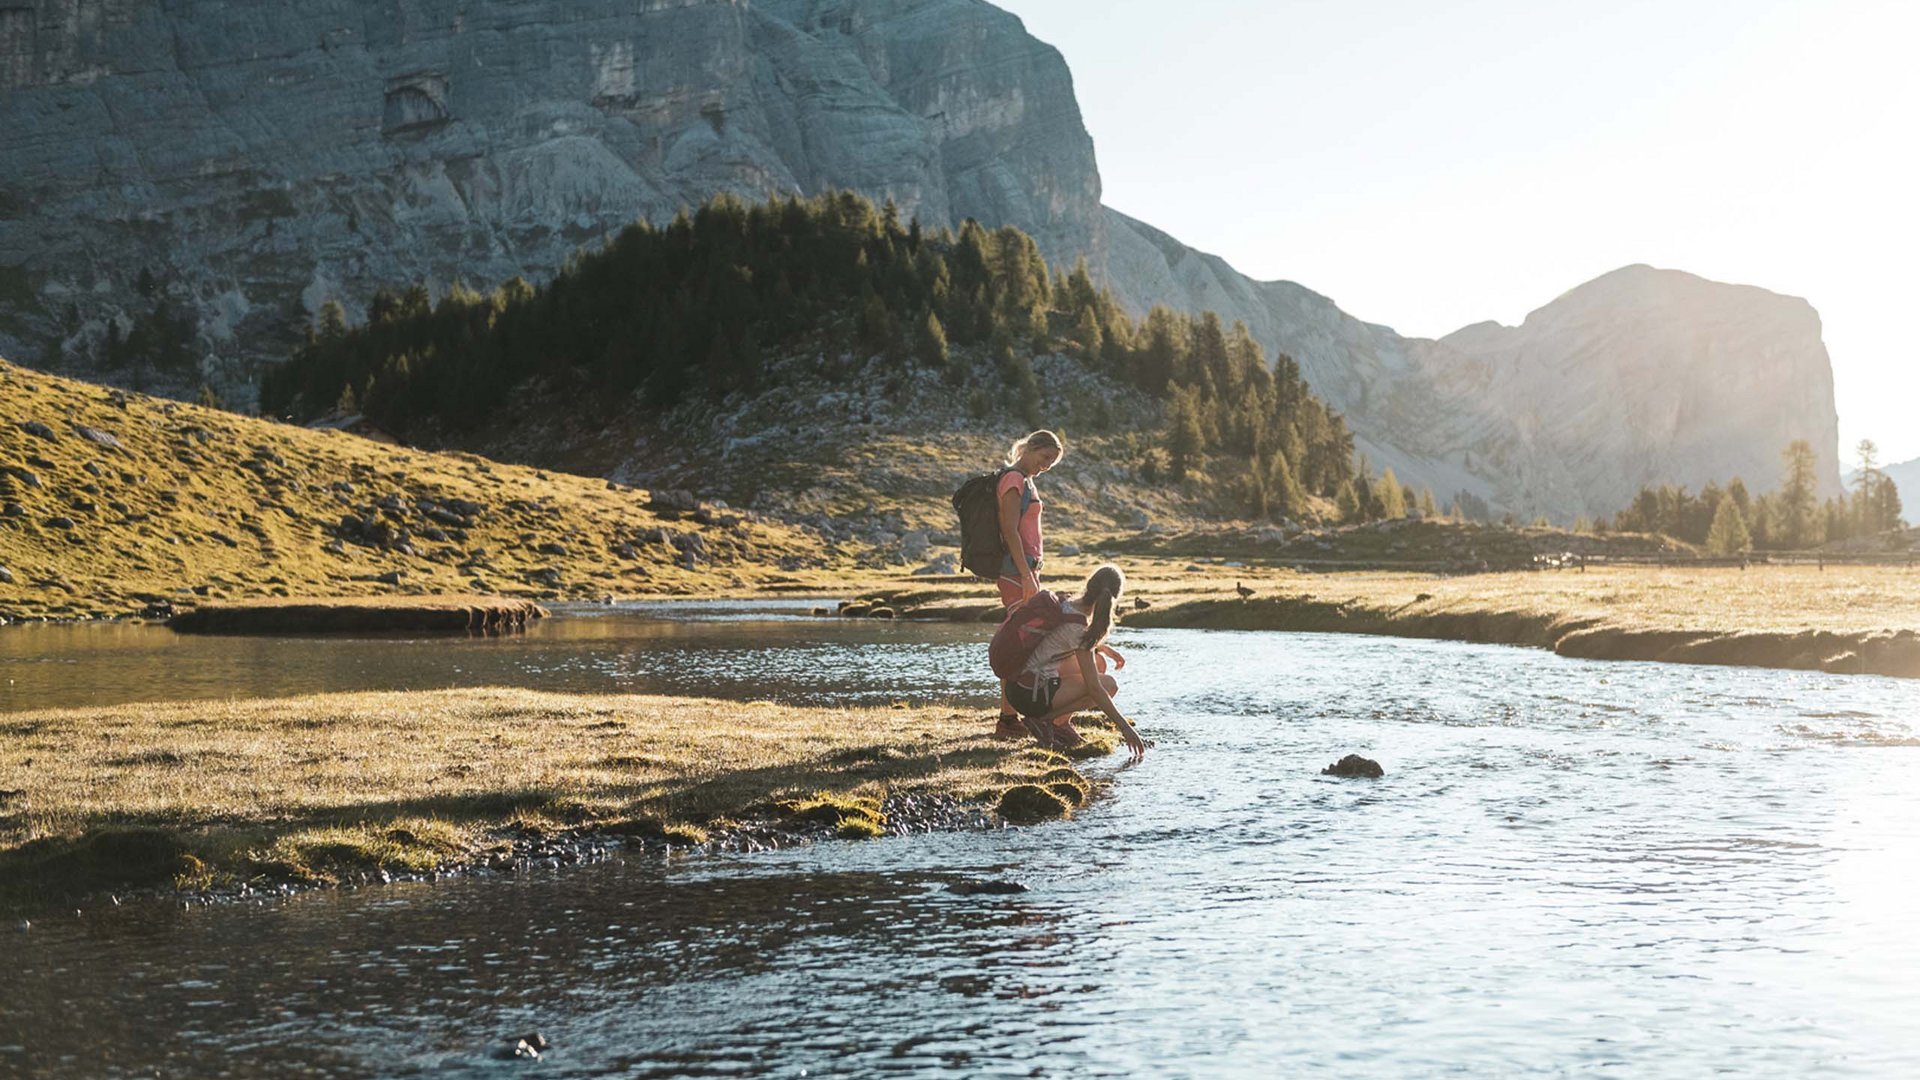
[1705,495,1752,555]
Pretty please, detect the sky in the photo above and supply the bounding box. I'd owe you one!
[993,0,1920,466]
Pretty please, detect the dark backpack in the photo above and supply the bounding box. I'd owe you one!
[952,466,1029,580]
[988,590,1085,681]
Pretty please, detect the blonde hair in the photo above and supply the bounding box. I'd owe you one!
[1006,429,1065,467]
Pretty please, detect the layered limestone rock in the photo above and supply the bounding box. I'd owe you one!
[0,0,1842,517]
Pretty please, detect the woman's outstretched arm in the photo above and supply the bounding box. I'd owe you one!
[1076,649,1145,762]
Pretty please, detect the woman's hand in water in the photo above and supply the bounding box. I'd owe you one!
[1119,721,1147,763]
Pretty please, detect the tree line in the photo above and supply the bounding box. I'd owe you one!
[260,190,1367,520]
[1607,439,1906,553]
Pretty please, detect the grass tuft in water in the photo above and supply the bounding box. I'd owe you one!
[998,783,1071,823]
[776,790,888,839]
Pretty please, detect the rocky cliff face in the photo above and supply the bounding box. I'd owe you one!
[1,0,1101,381]
[1411,266,1843,516]
[0,0,1843,517]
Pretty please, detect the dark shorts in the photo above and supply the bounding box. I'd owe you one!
[1004,675,1063,719]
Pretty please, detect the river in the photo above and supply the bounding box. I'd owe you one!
[3,603,1917,1076]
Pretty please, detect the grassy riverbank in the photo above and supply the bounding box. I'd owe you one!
[1114,563,1920,678]
[0,689,1111,910]
[813,558,1920,679]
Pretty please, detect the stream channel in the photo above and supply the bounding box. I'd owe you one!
[2,601,1917,1077]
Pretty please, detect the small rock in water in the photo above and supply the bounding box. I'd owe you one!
[1322,754,1384,779]
[492,1032,550,1060]
[948,879,1028,896]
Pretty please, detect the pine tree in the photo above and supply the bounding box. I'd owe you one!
[1705,495,1752,554]
[1072,305,1103,361]
[1335,482,1361,523]
[1267,449,1307,520]
[1167,386,1206,482]
[1378,467,1407,519]
[1779,439,1820,548]
[917,309,949,368]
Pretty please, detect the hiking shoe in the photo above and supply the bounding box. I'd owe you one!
[993,714,1027,740]
[1049,719,1085,750]
[1020,714,1056,749]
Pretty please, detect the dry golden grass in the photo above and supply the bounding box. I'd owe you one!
[0,359,833,622]
[0,688,1075,905]
[1121,563,1920,677]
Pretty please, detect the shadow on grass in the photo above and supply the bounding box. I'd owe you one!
[0,738,1028,912]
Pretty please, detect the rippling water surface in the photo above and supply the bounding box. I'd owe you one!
[4,605,1918,1077]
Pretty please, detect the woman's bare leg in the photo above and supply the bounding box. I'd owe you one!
[1036,672,1118,727]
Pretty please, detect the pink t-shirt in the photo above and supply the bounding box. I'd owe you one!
[996,468,1044,561]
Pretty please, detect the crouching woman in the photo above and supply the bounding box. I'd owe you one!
[1002,564,1147,762]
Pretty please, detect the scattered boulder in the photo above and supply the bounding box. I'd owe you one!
[18,420,57,440]
[1,503,21,518]
[899,529,930,561]
[1322,754,1384,779]
[646,489,698,513]
[0,566,12,584]
[537,541,569,556]
[45,516,75,529]
[1057,542,1081,557]
[3,466,41,488]
[910,553,959,576]
[70,424,125,451]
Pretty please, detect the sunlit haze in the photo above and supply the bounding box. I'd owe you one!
[995,0,1919,466]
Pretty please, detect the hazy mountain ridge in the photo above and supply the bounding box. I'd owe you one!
[0,0,1842,518]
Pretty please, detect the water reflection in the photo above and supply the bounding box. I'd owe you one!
[0,601,990,713]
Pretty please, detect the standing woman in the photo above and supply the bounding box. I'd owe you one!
[993,430,1063,735]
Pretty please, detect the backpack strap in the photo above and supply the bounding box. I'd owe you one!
[1006,467,1036,522]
